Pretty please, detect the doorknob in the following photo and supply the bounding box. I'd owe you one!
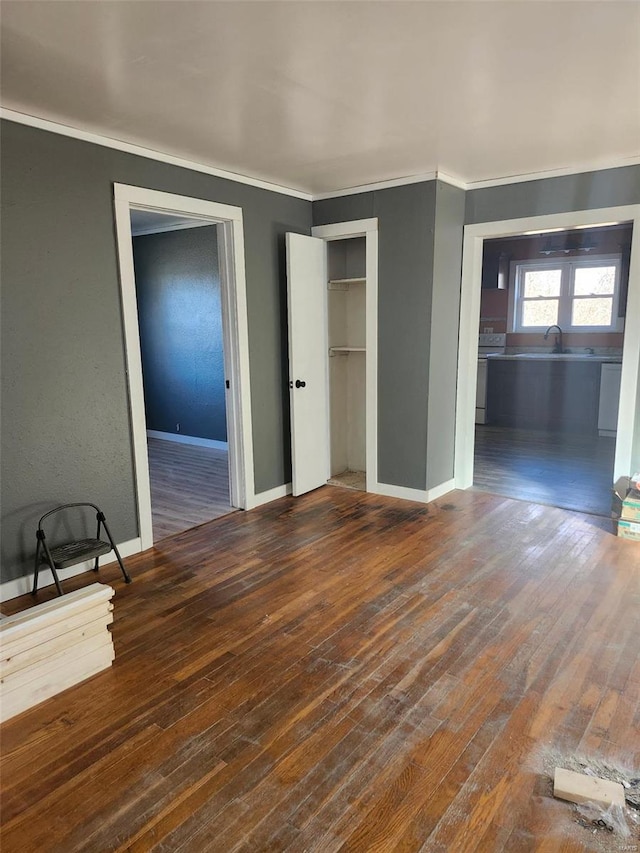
[295,379,306,388]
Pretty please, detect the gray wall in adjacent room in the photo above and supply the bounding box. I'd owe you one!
[133,226,227,442]
[426,181,465,489]
[1,120,311,583]
[313,182,437,490]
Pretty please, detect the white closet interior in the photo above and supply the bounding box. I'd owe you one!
[327,237,367,491]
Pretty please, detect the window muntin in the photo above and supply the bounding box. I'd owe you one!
[511,256,622,333]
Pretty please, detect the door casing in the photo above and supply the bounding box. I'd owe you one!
[311,218,379,492]
[113,184,256,549]
[454,204,640,489]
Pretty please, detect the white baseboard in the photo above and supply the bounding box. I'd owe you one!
[372,478,455,504]
[147,430,228,451]
[426,478,456,501]
[248,483,292,509]
[1,538,142,603]
[373,482,430,502]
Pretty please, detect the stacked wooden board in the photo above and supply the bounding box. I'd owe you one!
[614,473,640,541]
[0,583,115,723]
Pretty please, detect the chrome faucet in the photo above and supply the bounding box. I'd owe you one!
[544,324,564,354]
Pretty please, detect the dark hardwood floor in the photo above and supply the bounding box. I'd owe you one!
[1,487,638,851]
[473,426,617,517]
[147,437,234,541]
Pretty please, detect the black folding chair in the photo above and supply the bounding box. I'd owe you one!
[33,503,132,596]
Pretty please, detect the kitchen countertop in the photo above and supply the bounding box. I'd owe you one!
[486,353,622,363]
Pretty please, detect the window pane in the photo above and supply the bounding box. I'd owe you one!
[574,266,616,296]
[523,269,562,298]
[522,299,558,327]
[572,297,613,326]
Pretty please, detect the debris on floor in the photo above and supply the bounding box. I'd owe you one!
[530,748,640,848]
[554,767,625,809]
[575,802,636,838]
[546,755,640,844]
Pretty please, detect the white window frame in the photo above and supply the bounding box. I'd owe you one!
[508,253,624,333]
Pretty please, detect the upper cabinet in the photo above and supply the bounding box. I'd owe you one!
[481,224,633,305]
[481,245,508,289]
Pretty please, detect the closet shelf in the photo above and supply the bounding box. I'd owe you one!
[328,278,366,290]
[329,346,366,357]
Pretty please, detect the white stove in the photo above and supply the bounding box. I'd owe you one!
[478,332,507,358]
[476,334,506,423]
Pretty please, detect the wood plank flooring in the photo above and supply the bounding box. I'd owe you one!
[473,426,617,517]
[1,487,639,852]
[147,438,233,541]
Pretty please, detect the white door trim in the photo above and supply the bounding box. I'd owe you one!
[113,184,255,549]
[454,204,640,490]
[311,218,379,491]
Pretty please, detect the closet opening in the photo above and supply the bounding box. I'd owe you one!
[326,236,367,492]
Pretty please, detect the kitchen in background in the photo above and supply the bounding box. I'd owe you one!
[473,223,632,517]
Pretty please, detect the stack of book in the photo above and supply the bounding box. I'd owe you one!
[616,473,640,542]
[0,583,115,722]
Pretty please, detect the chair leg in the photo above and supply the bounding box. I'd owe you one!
[111,543,131,584]
[100,516,131,584]
[42,541,64,596]
[94,515,102,571]
[32,542,41,595]
[50,567,64,597]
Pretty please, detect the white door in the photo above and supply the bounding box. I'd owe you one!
[286,232,330,496]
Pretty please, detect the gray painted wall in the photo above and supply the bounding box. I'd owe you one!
[314,183,437,490]
[133,226,227,442]
[3,116,639,588]
[465,166,640,224]
[1,120,311,583]
[426,182,465,489]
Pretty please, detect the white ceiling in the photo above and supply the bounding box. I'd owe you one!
[129,208,213,236]
[1,1,639,196]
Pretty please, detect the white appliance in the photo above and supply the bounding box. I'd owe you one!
[598,362,622,436]
[476,333,506,424]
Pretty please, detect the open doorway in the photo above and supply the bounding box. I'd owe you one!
[455,204,640,518]
[472,223,631,516]
[113,185,256,551]
[129,210,233,539]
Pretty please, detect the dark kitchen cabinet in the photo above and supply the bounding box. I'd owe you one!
[486,360,601,433]
[481,247,509,289]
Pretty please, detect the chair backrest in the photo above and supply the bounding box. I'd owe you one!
[37,503,104,537]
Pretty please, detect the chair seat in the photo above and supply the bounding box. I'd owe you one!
[46,538,112,569]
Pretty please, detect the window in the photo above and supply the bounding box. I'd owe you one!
[510,256,622,333]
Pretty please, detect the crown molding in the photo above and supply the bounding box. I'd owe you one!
[311,169,474,199]
[312,171,439,200]
[434,171,468,190]
[0,107,313,201]
[465,157,640,191]
[2,106,638,202]
[310,158,640,200]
